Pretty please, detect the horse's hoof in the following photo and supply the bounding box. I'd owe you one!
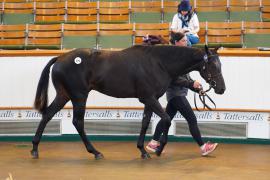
[95,153,104,160]
[31,150,39,159]
[141,153,151,159]
[155,150,162,156]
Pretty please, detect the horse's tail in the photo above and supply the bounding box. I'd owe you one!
[34,57,58,113]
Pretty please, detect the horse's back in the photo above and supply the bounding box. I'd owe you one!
[51,47,171,98]
[88,47,157,97]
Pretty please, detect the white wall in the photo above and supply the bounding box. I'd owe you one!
[0,56,269,110]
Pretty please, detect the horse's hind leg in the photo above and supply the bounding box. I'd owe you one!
[31,94,68,159]
[71,97,103,160]
[137,105,153,159]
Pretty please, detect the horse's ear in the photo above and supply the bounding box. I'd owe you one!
[170,31,176,44]
[204,45,210,55]
[213,45,222,53]
[170,31,176,37]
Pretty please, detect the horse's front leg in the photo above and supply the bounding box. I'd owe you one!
[137,106,153,159]
[156,120,171,156]
[140,97,171,157]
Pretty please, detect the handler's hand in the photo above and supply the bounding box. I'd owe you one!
[193,81,202,89]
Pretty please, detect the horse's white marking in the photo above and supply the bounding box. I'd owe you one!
[203,55,208,62]
[74,57,82,64]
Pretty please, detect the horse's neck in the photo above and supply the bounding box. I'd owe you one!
[163,48,203,78]
[181,56,202,75]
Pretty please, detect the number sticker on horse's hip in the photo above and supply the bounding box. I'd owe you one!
[74,57,82,64]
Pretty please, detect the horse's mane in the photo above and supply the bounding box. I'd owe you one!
[126,44,203,55]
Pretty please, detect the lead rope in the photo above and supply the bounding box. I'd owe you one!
[194,86,216,111]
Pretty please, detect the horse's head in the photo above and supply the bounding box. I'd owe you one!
[199,45,226,94]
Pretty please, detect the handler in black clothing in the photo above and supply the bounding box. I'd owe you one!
[146,32,218,156]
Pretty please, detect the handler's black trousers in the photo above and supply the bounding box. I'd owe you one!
[153,96,204,146]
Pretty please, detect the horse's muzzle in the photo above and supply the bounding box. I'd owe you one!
[215,87,225,94]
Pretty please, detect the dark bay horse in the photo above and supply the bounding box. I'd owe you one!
[31,45,225,160]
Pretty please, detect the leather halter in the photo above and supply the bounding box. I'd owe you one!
[193,54,220,111]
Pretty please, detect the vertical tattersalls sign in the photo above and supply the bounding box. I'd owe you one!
[0,109,268,122]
